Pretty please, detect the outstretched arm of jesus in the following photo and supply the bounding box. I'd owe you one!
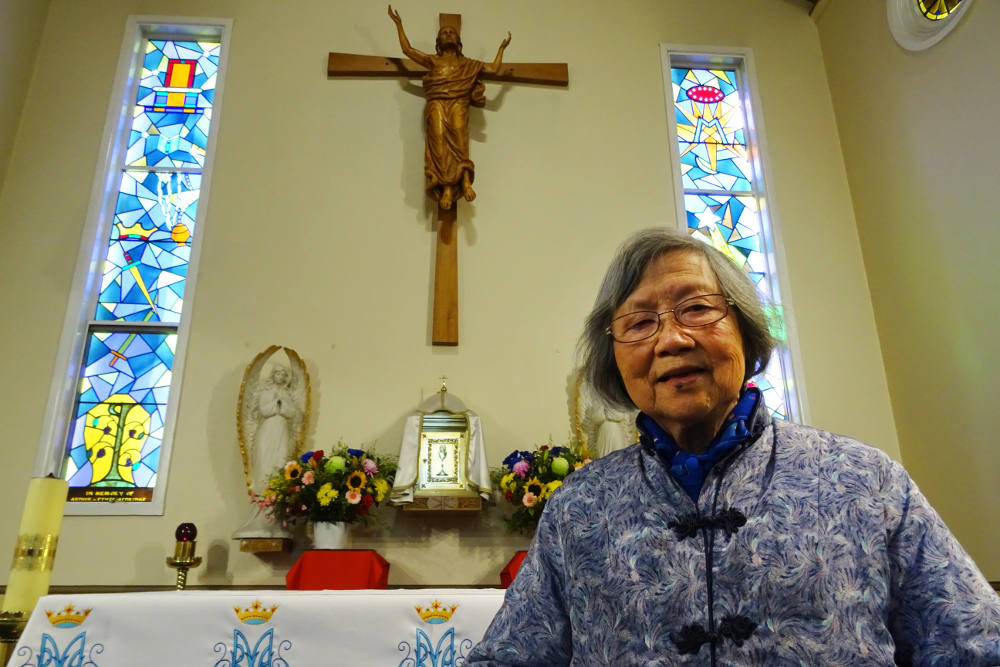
[388,5,433,69]
[483,32,512,75]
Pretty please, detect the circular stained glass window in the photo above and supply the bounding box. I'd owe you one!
[888,0,975,50]
[918,0,964,20]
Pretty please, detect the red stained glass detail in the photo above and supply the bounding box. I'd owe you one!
[165,60,196,88]
[686,85,725,103]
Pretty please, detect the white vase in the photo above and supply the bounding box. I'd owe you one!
[312,521,349,549]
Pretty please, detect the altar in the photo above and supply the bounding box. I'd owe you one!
[10,588,506,665]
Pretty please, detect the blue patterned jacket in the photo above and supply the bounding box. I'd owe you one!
[469,420,1000,665]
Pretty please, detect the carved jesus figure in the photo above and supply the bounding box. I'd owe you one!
[389,5,511,210]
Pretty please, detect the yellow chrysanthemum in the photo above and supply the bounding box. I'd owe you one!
[317,483,338,507]
[346,470,367,492]
[373,478,389,502]
[524,476,545,499]
[501,472,516,492]
[545,480,562,497]
[284,462,303,480]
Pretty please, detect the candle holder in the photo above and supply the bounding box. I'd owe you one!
[0,611,28,666]
[165,522,202,590]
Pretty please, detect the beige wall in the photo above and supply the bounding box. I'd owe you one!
[0,0,51,192]
[0,0,897,587]
[816,0,999,578]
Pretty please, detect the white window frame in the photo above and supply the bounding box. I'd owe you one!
[34,16,233,515]
[659,44,809,424]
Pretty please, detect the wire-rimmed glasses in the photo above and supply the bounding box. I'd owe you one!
[606,294,735,343]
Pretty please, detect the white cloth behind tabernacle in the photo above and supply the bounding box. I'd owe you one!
[391,413,491,503]
[13,589,505,665]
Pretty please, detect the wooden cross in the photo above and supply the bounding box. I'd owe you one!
[328,12,568,345]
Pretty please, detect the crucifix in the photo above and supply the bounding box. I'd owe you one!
[328,7,569,345]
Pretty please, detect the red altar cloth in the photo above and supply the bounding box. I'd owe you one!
[500,551,528,588]
[285,549,390,590]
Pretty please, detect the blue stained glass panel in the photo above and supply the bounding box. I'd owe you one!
[677,141,752,192]
[683,193,770,296]
[136,40,219,110]
[64,331,176,494]
[671,67,752,192]
[95,171,200,323]
[126,108,213,168]
[749,349,789,421]
[128,39,219,168]
[670,62,793,420]
[63,30,224,506]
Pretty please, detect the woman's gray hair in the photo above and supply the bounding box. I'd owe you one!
[578,227,775,410]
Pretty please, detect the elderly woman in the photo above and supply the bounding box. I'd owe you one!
[469,228,999,665]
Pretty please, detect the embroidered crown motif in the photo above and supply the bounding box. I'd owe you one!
[234,600,278,625]
[414,600,457,624]
[45,604,92,628]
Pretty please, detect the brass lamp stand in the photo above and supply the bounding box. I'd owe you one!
[0,611,27,666]
[165,523,202,590]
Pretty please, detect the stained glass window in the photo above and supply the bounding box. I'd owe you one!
[97,170,200,323]
[918,0,964,20]
[664,54,798,421]
[64,331,175,501]
[889,0,973,50]
[58,28,227,509]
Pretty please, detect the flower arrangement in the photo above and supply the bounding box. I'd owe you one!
[493,442,591,533]
[253,445,397,526]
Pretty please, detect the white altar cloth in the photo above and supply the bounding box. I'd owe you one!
[11,588,506,666]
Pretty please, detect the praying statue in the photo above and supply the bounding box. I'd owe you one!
[234,346,310,540]
[570,367,637,459]
[388,5,511,210]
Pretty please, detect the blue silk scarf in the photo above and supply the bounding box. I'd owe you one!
[638,387,765,501]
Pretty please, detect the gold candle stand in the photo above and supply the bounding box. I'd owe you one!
[165,522,202,590]
[1,611,28,667]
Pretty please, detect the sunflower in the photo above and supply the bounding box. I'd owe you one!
[524,476,545,498]
[283,462,303,480]
[346,470,367,492]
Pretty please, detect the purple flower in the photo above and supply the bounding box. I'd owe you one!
[513,459,531,478]
[362,458,378,477]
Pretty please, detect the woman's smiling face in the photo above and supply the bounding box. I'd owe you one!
[612,250,745,449]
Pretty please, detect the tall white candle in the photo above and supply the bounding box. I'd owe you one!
[1,477,68,614]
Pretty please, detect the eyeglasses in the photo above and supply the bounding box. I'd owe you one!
[606,293,735,343]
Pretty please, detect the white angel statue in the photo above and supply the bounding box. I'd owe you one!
[233,346,310,539]
[570,367,637,459]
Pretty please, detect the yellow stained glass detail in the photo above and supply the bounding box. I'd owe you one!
[917,0,964,20]
[84,394,151,485]
[167,62,194,87]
